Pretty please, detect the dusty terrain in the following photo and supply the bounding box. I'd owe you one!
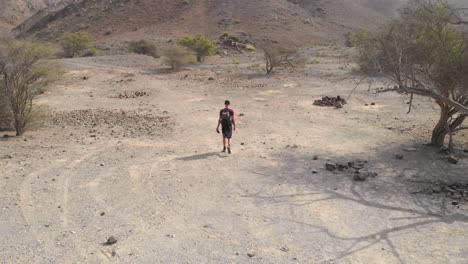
[1,48,468,263]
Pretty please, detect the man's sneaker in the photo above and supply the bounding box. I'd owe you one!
[228,147,231,154]
[222,147,226,153]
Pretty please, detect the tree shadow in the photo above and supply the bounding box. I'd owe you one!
[242,143,468,263]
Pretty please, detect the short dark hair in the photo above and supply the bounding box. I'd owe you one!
[225,100,230,105]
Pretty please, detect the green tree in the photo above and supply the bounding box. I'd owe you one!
[178,34,216,62]
[0,39,62,136]
[61,31,92,58]
[353,0,468,148]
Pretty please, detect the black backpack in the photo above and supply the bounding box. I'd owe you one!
[221,108,231,123]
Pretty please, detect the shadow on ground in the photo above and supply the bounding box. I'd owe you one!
[176,152,226,161]
[241,143,468,263]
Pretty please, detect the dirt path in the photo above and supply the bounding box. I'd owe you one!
[1,53,467,263]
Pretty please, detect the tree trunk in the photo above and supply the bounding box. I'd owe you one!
[196,54,202,62]
[14,117,24,136]
[431,105,450,147]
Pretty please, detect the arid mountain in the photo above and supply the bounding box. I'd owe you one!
[0,0,72,26]
[13,0,412,44]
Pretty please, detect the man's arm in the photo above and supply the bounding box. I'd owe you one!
[216,112,221,133]
[231,111,236,131]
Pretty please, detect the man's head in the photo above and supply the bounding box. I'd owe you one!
[224,100,230,108]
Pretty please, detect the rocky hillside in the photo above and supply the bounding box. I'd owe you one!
[0,0,73,27]
[13,0,412,44]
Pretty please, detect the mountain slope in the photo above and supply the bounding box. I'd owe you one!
[0,0,71,27]
[14,0,408,44]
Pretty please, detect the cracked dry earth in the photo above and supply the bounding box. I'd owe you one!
[1,53,468,264]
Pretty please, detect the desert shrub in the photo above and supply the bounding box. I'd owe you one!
[260,43,305,74]
[352,0,468,148]
[61,31,92,58]
[0,93,12,130]
[129,40,160,58]
[84,47,97,57]
[0,39,63,136]
[178,34,216,62]
[163,45,195,70]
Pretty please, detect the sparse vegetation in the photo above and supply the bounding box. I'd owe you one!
[0,39,62,136]
[163,45,195,70]
[129,40,160,58]
[352,0,468,148]
[260,43,304,74]
[178,34,216,62]
[61,31,92,58]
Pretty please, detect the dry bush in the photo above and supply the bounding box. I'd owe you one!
[163,45,195,70]
[129,40,160,58]
[259,43,304,74]
[0,38,63,136]
[0,93,12,130]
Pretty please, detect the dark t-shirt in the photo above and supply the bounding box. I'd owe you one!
[219,108,235,124]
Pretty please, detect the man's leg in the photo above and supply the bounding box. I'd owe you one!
[222,137,227,152]
[227,138,232,154]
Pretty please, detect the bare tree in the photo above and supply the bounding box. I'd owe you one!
[260,44,304,74]
[0,39,62,136]
[353,0,468,148]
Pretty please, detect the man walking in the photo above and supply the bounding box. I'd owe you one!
[216,100,236,154]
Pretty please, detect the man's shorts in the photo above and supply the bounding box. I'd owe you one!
[221,120,232,139]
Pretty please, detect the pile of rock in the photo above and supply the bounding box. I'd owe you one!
[426,183,468,201]
[117,91,147,99]
[217,32,255,54]
[49,109,173,138]
[325,159,378,181]
[313,96,347,108]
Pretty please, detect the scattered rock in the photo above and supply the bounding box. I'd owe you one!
[117,91,147,99]
[105,236,117,245]
[280,246,290,252]
[2,154,13,159]
[404,148,417,152]
[325,162,337,171]
[313,155,318,160]
[208,77,215,81]
[313,96,347,108]
[100,163,105,167]
[100,212,105,216]
[353,172,367,181]
[395,154,404,160]
[239,113,245,117]
[247,253,256,258]
[447,156,459,164]
[312,170,318,174]
[370,103,376,106]
[452,201,459,206]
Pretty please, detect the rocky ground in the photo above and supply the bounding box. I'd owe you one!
[0,48,467,263]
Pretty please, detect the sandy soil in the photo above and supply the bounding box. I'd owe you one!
[1,49,467,264]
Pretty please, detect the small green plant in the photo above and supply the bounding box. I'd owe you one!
[128,40,160,58]
[178,34,216,62]
[61,31,92,58]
